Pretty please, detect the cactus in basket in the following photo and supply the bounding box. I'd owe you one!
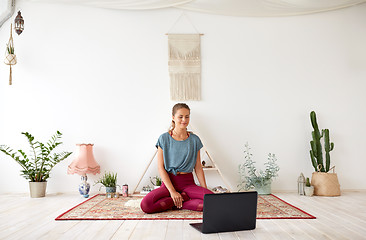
[309,111,334,172]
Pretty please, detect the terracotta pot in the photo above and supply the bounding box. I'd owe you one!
[29,182,47,198]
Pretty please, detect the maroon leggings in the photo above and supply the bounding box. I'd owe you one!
[140,173,213,214]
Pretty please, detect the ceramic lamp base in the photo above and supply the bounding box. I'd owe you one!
[79,175,90,198]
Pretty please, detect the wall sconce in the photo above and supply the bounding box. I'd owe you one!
[14,11,24,35]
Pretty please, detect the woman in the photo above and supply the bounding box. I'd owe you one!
[140,103,213,213]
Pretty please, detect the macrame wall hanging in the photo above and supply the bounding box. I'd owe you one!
[4,24,17,85]
[167,13,203,101]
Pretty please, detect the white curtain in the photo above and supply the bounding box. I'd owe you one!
[0,0,15,28]
[26,0,192,10]
[177,0,366,17]
[26,0,366,16]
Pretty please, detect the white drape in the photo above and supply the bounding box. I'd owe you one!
[26,0,366,16]
[177,0,366,17]
[27,0,192,10]
[0,0,15,28]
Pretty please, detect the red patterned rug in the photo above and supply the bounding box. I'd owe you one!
[55,194,315,220]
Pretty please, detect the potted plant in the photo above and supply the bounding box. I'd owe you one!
[95,171,120,197]
[5,43,16,65]
[150,176,162,189]
[238,143,280,195]
[309,111,340,196]
[0,131,72,197]
[304,177,314,196]
[7,44,14,54]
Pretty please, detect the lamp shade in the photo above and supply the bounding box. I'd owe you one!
[68,144,100,175]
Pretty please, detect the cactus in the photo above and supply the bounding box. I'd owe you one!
[323,129,334,172]
[310,111,324,172]
[309,111,334,172]
[306,177,311,187]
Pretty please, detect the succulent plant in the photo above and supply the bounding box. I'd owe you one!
[306,177,311,187]
[150,176,162,186]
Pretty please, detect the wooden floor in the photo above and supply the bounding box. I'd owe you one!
[0,191,365,240]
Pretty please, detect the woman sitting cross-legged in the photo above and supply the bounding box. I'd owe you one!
[140,103,213,213]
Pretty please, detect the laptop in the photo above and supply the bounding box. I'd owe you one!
[190,191,258,234]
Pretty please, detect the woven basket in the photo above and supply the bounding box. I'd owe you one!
[311,168,341,196]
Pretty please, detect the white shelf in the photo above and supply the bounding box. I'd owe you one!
[202,167,218,171]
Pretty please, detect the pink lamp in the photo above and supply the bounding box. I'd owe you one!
[68,144,100,197]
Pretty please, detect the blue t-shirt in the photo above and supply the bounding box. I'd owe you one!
[156,132,203,175]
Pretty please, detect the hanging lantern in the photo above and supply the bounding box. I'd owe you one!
[297,173,305,195]
[4,24,17,85]
[14,11,24,35]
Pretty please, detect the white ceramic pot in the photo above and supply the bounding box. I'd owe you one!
[29,182,47,198]
[255,182,271,195]
[304,186,314,196]
[4,54,17,65]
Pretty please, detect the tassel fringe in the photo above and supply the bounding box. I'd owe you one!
[170,73,201,101]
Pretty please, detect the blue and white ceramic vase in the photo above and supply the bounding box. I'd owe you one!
[79,175,90,198]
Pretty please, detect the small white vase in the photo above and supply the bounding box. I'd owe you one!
[304,186,314,196]
[255,182,271,195]
[4,54,17,65]
[29,182,47,198]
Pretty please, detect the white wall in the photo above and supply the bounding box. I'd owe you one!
[1,1,365,194]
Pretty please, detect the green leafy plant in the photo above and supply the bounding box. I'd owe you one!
[238,143,280,191]
[0,131,72,182]
[310,111,334,172]
[95,171,119,188]
[150,176,162,186]
[6,44,14,54]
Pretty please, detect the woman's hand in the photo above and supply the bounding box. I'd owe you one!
[170,191,183,208]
